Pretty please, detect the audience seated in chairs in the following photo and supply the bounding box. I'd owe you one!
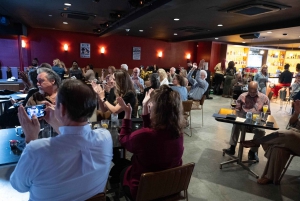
[223,81,270,162]
[109,85,184,200]
[242,99,300,185]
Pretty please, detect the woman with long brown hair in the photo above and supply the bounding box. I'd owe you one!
[115,85,184,200]
[92,69,136,119]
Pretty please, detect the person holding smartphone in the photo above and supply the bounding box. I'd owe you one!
[10,79,113,200]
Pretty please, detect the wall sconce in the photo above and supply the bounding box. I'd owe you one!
[186,53,191,59]
[21,40,26,48]
[64,44,68,51]
[158,51,162,58]
[100,47,105,54]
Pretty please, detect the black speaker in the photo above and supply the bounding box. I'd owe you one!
[240,33,260,39]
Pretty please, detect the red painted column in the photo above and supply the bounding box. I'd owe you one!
[18,35,24,71]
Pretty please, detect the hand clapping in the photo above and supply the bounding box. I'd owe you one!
[91,81,105,99]
[117,97,132,119]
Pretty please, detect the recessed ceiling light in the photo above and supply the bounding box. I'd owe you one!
[283,33,287,36]
[267,31,272,33]
[49,15,52,17]
[64,3,71,6]
[139,30,143,32]
[63,22,68,24]
[174,33,178,35]
[215,38,219,39]
[174,18,180,21]
[242,42,245,43]
[217,24,223,26]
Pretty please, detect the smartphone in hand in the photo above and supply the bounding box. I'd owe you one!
[25,104,46,119]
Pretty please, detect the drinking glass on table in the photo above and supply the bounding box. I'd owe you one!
[101,120,109,129]
[230,99,237,115]
[263,104,268,120]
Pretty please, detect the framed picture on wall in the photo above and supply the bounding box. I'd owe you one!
[133,47,141,60]
[80,43,91,58]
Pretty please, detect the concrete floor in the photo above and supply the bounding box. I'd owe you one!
[0,95,299,201]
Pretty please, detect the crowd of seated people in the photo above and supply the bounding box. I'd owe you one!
[6,57,300,201]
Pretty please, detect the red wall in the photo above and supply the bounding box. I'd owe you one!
[196,41,212,69]
[0,28,196,70]
[210,42,222,72]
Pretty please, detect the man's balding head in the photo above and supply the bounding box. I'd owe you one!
[248,81,258,97]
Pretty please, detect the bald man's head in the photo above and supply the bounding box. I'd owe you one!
[133,67,140,77]
[248,81,258,97]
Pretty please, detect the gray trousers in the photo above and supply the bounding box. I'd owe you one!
[229,124,265,152]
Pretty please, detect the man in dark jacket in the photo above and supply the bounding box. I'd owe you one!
[272,64,293,98]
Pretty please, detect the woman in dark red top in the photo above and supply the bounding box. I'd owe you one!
[116,85,184,200]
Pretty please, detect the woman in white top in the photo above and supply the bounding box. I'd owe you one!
[213,59,226,95]
[157,68,169,86]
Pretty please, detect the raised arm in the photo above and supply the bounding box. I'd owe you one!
[187,67,196,85]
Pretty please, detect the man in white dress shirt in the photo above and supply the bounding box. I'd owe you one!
[10,79,113,201]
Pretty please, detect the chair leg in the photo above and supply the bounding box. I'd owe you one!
[278,155,295,184]
[202,107,203,127]
[184,114,192,137]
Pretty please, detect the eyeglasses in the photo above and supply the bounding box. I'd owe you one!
[133,71,139,73]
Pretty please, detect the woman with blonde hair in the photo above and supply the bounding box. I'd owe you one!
[52,58,65,80]
[254,64,268,94]
[92,69,136,119]
[157,68,169,85]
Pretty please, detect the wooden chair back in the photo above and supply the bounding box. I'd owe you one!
[135,163,195,201]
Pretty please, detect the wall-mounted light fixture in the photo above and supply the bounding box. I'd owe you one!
[186,53,191,59]
[21,40,26,48]
[63,44,68,51]
[158,51,162,58]
[100,47,105,54]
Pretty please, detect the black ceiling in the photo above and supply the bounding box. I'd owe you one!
[1,0,300,48]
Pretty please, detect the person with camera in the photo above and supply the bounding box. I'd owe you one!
[10,79,113,200]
